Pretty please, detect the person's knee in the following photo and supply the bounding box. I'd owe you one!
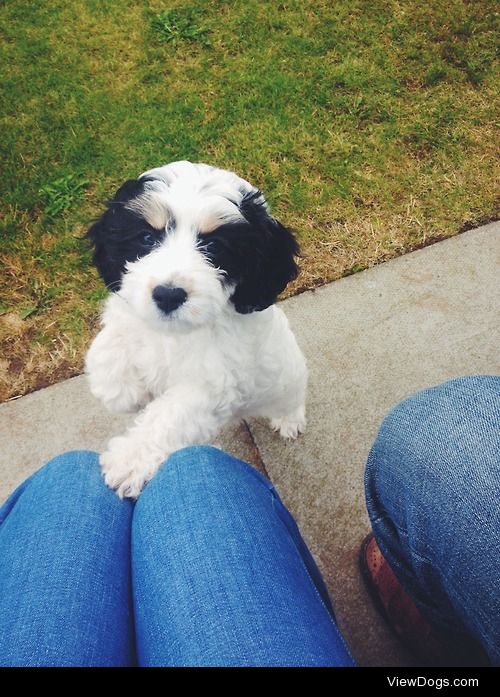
[365,375,499,511]
[137,445,271,517]
[144,446,250,493]
[165,445,228,478]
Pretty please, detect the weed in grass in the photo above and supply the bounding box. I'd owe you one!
[39,175,89,218]
[150,7,211,47]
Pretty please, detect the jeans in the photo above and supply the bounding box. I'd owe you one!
[0,447,354,667]
[1,376,498,666]
[365,375,500,665]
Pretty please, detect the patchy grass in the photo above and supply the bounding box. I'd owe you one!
[1,0,499,401]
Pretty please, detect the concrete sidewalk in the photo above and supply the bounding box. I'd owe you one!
[1,221,499,665]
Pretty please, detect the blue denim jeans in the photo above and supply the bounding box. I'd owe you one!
[365,375,500,665]
[1,376,497,666]
[0,446,354,667]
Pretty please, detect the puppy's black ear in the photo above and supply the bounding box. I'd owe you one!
[86,216,122,290]
[85,179,146,291]
[229,191,299,314]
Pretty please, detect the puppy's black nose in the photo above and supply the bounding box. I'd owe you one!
[152,285,188,315]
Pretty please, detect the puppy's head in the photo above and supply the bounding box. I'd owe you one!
[87,161,299,331]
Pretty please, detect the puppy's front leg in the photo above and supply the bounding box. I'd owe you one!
[100,384,223,499]
[86,324,150,414]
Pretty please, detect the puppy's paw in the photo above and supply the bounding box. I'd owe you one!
[270,408,306,440]
[100,435,163,499]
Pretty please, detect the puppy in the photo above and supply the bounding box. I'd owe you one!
[85,161,307,498]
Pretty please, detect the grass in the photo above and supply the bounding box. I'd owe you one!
[0,0,498,401]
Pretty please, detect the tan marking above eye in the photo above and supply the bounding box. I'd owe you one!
[197,198,243,234]
[125,192,170,231]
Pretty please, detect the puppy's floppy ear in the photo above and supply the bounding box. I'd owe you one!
[86,216,122,290]
[85,179,145,290]
[229,191,299,314]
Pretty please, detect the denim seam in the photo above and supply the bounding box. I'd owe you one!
[292,545,356,664]
[221,462,356,664]
[271,497,355,664]
[240,464,352,650]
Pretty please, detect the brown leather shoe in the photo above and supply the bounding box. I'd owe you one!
[360,533,489,666]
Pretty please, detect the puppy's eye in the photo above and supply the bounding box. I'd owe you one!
[140,231,157,247]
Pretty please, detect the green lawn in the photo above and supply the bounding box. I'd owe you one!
[1,0,498,400]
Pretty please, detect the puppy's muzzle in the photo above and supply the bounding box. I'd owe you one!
[152,285,188,315]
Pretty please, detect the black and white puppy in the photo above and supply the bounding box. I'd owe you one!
[85,161,307,498]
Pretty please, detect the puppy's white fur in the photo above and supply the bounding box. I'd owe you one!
[85,161,307,498]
